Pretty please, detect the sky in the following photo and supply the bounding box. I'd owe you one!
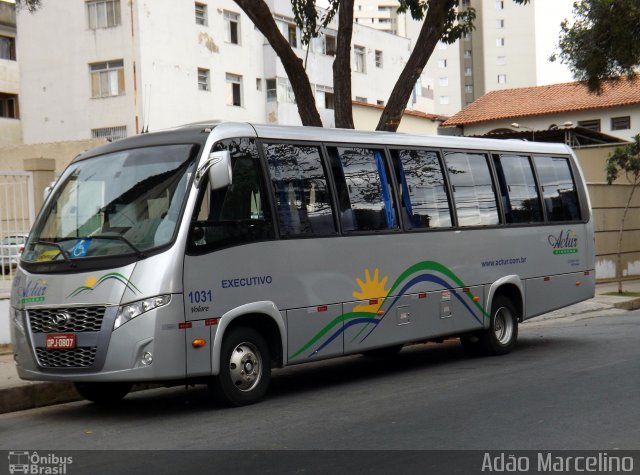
[535,0,577,85]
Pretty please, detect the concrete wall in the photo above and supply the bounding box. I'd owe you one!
[0,299,8,344]
[574,145,640,281]
[0,139,105,173]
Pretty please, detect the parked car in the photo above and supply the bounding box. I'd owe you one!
[0,233,28,272]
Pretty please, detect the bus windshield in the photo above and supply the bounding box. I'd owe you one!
[23,144,198,264]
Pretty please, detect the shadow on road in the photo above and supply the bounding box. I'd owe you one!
[19,331,582,422]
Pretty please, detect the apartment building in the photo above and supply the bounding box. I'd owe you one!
[355,0,575,117]
[0,0,19,144]
[15,0,433,145]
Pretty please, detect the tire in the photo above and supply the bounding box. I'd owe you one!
[210,327,271,406]
[362,344,403,358]
[74,382,132,404]
[478,295,519,355]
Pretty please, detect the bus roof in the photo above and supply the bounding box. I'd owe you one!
[73,121,574,163]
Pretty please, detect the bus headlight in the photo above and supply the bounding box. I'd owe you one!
[10,307,25,333]
[114,295,171,330]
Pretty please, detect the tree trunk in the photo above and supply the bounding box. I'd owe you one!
[233,0,323,127]
[333,0,355,129]
[616,180,639,293]
[376,0,455,132]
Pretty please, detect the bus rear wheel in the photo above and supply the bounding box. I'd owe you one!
[74,382,132,404]
[478,295,518,355]
[210,327,271,406]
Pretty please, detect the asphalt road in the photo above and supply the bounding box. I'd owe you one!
[1,311,639,473]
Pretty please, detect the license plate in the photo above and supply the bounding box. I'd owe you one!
[45,334,76,350]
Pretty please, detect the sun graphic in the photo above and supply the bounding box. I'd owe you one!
[84,276,98,289]
[352,268,389,313]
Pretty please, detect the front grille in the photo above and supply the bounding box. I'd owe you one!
[35,347,97,368]
[28,307,106,333]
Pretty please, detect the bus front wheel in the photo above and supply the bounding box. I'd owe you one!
[74,382,132,404]
[210,327,271,406]
[479,295,518,355]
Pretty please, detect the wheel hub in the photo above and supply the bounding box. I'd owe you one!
[228,342,261,392]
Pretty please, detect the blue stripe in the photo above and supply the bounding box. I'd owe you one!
[360,274,482,343]
[310,317,380,357]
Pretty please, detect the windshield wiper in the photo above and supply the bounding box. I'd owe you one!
[90,235,146,258]
[33,240,76,267]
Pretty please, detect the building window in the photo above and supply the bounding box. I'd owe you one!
[90,60,124,98]
[495,0,504,9]
[496,19,504,28]
[287,24,298,48]
[376,100,384,106]
[497,55,506,65]
[91,125,127,141]
[498,74,507,84]
[226,73,243,107]
[464,49,472,58]
[224,10,240,44]
[0,93,18,119]
[463,32,471,41]
[465,84,473,94]
[439,77,449,86]
[0,35,16,61]
[276,77,296,104]
[355,96,367,103]
[324,33,337,56]
[611,116,631,130]
[354,45,366,73]
[313,32,337,56]
[496,37,505,47]
[195,2,207,26]
[266,78,277,102]
[464,67,472,76]
[315,85,334,110]
[197,68,210,91]
[438,59,447,68]
[375,50,383,68]
[578,119,601,132]
[86,0,121,29]
[439,96,449,105]
[256,78,262,91]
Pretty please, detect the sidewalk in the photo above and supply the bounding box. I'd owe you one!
[1,280,639,414]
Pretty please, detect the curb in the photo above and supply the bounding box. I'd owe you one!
[613,297,640,311]
[0,381,81,414]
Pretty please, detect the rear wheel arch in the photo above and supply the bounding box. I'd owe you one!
[487,277,524,324]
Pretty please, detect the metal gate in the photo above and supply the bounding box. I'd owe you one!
[0,171,35,280]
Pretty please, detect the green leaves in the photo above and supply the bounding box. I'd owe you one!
[553,0,640,92]
[606,134,640,185]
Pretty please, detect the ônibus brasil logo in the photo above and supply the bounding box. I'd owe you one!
[548,229,578,255]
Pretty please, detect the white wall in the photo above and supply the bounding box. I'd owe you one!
[17,2,136,144]
[462,105,640,142]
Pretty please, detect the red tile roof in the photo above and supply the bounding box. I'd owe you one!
[442,77,640,127]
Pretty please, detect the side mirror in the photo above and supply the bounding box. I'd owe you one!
[196,151,232,190]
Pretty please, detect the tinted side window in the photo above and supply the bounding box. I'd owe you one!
[493,154,543,223]
[444,151,500,226]
[391,149,452,229]
[264,142,336,236]
[328,146,398,232]
[533,155,581,221]
[188,138,274,252]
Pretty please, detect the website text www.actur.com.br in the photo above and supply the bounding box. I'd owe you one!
[481,256,527,268]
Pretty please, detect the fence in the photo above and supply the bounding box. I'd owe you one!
[0,171,35,280]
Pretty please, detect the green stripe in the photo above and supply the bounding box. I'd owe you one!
[289,311,377,359]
